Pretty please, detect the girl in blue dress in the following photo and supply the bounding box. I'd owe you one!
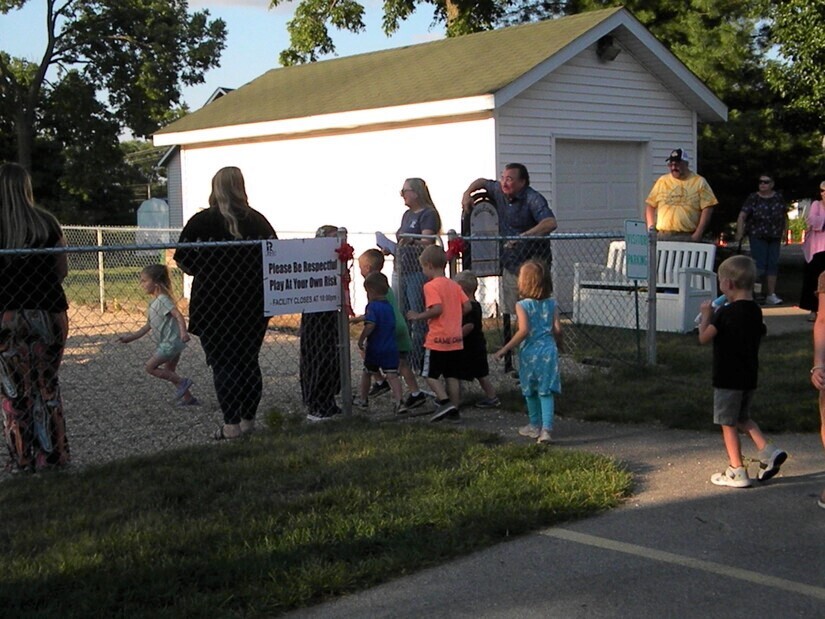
[494,259,561,443]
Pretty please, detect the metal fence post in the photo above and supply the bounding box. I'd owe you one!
[647,226,657,365]
[97,227,105,313]
[337,227,353,415]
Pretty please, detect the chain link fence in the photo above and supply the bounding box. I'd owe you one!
[397,231,650,368]
[0,227,655,476]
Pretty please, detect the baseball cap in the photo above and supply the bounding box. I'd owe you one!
[666,148,690,163]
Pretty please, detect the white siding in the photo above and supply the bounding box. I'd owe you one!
[164,150,183,228]
[178,118,495,239]
[176,119,496,312]
[497,40,697,221]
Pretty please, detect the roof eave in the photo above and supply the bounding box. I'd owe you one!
[153,95,496,147]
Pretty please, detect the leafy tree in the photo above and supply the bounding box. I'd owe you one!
[271,0,509,65]
[0,0,227,171]
[765,0,825,126]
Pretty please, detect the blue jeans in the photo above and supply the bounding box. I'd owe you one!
[748,235,781,276]
[394,269,427,372]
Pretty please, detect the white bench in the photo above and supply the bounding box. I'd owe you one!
[573,241,717,333]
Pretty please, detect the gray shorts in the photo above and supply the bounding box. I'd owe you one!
[500,270,519,314]
[713,388,754,426]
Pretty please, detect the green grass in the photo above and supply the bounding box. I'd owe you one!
[0,419,631,617]
[562,330,816,432]
[62,267,184,308]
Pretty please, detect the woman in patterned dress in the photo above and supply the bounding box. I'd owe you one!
[0,163,70,472]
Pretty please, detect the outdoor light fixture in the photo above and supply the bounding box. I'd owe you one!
[597,35,621,62]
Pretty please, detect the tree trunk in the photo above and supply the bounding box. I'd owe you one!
[14,104,35,172]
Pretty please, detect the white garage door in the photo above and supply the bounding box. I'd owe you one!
[555,139,644,231]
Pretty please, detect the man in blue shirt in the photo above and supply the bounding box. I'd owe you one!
[461,163,557,313]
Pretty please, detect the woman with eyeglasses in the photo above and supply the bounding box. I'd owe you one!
[800,181,825,321]
[390,178,442,372]
[735,174,787,305]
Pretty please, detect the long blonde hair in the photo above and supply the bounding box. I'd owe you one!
[405,177,442,234]
[208,166,250,239]
[0,162,58,250]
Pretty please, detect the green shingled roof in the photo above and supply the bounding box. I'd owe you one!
[156,7,623,136]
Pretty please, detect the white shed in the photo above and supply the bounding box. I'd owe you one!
[153,7,726,309]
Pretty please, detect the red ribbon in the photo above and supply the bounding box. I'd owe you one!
[335,242,355,263]
[335,242,355,317]
[446,237,467,260]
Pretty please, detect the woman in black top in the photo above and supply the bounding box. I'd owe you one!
[174,167,277,440]
[0,163,70,471]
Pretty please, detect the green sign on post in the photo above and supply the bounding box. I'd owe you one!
[624,219,649,281]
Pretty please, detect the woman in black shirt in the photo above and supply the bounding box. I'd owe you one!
[0,163,70,471]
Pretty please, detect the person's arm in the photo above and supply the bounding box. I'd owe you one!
[462,178,491,214]
[494,303,530,358]
[807,201,825,232]
[407,304,442,322]
[735,210,747,242]
[692,206,714,241]
[173,220,200,275]
[54,235,68,283]
[552,305,563,350]
[521,216,557,237]
[645,203,657,229]
[119,322,151,344]
[462,321,474,337]
[169,306,190,343]
[358,322,375,351]
[697,300,717,344]
[349,314,366,324]
[812,292,825,390]
[418,207,441,246]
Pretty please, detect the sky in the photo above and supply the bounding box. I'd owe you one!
[1,0,445,109]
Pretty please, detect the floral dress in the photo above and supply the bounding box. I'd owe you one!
[517,298,561,397]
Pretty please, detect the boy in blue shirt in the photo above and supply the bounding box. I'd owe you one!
[356,272,403,413]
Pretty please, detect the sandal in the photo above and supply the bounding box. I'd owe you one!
[213,425,241,440]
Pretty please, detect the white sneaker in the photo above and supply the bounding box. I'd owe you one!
[764,294,783,305]
[757,445,787,481]
[518,424,540,439]
[711,465,752,488]
[537,429,553,444]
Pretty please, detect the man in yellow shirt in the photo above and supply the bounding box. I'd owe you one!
[645,148,718,241]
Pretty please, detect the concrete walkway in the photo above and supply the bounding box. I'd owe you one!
[289,418,824,618]
[288,306,824,618]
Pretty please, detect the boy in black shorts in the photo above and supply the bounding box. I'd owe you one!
[407,246,471,422]
[698,255,787,488]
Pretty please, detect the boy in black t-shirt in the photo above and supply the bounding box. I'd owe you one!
[453,271,500,408]
[698,255,787,488]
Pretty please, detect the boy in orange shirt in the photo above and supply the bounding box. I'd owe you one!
[407,245,471,422]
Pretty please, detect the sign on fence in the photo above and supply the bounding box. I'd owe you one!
[262,238,341,316]
[624,219,649,281]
